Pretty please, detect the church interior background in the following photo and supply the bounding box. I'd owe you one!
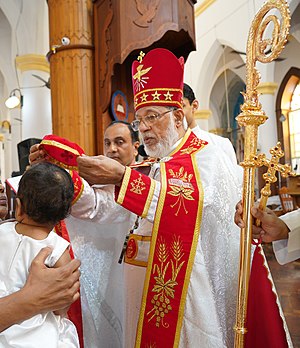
[0,0,299,345]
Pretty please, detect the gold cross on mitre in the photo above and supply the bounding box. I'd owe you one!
[252,142,296,225]
[137,51,145,63]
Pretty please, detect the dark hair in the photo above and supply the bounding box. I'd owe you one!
[183,83,196,105]
[17,162,74,226]
[107,120,139,143]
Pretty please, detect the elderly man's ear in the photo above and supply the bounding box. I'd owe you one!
[174,108,185,127]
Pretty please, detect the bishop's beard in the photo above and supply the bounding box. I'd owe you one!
[143,115,179,158]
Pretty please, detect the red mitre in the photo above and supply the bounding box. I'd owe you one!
[131,48,184,111]
[40,134,84,170]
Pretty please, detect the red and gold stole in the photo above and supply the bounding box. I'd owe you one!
[116,129,207,347]
[54,170,84,348]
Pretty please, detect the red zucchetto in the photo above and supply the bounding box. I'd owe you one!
[40,134,85,170]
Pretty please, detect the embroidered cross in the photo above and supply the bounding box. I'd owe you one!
[130,174,146,195]
[61,150,74,162]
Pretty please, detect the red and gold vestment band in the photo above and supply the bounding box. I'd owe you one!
[53,171,84,348]
[38,135,85,348]
[116,130,207,347]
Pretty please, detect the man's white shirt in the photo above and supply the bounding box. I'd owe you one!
[191,125,243,181]
[273,209,300,264]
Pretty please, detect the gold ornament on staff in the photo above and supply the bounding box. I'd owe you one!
[253,142,296,226]
[233,1,291,347]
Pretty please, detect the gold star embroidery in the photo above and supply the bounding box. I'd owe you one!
[134,98,138,107]
[164,91,173,101]
[141,93,148,102]
[152,90,161,100]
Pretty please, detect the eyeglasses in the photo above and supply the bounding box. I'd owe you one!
[131,110,172,131]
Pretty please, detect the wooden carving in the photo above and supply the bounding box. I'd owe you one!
[134,0,161,28]
[99,5,113,88]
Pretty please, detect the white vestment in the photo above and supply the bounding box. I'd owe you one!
[0,221,79,348]
[72,140,242,347]
[191,125,238,166]
[68,186,135,348]
[71,138,292,347]
[123,141,242,347]
[273,209,300,265]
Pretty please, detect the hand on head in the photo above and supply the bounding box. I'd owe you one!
[29,143,48,165]
[234,200,290,243]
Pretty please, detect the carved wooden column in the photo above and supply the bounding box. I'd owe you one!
[48,0,96,155]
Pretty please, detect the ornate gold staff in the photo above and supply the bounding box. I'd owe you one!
[234,1,290,347]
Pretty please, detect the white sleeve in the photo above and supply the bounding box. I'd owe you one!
[273,209,300,265]
[44,231,70,267]
[71,177,131,223]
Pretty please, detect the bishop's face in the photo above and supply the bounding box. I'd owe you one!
[135,106,181,158]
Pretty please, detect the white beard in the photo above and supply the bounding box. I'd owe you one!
[143,115,179,158]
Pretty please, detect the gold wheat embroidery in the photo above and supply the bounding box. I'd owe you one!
[147,236,185,328]
[180,137,204,155]
[145,343,157,348]
[167,166,194,215]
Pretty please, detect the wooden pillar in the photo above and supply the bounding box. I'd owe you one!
[48,0,96,155]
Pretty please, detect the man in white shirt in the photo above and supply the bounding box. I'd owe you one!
[235,203,300,265]
[183,83,238,166]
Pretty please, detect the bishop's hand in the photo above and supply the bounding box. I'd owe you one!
[77,155,126,186]
[29,143,48,165]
